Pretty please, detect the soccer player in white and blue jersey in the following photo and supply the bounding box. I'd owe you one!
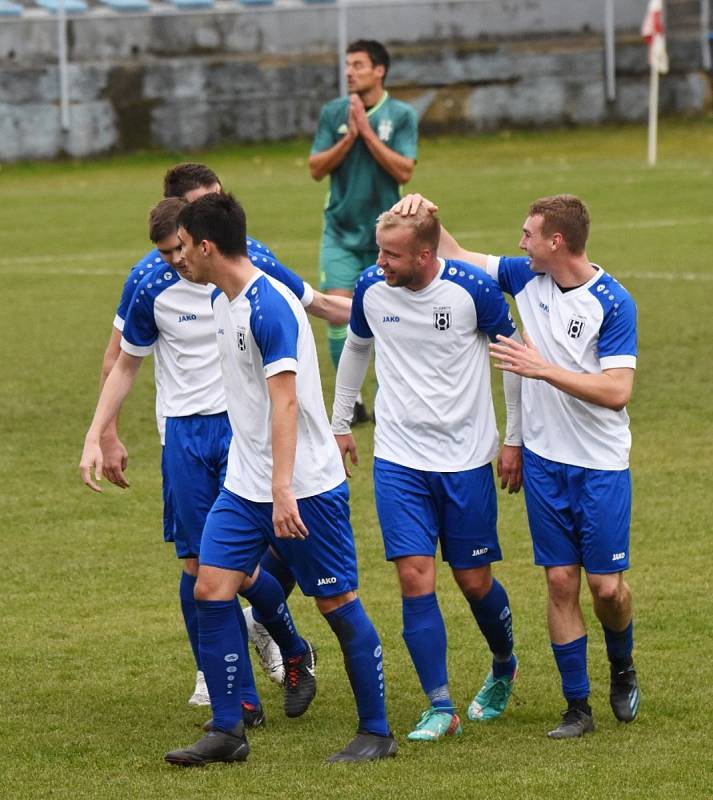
[164,192,396,766]
[396,193,640,738]
[331,207,523,742]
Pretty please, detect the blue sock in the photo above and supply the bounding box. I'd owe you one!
[235,599,260,707]
[603,620,634,667]
[197,599,243,731]
[255,549,296,614]
[324,598,389,736]
[179,571,200,669]
[467,578,516,678]
[240,569,305,660]
[552,635,590,702]
[402,593,452,709]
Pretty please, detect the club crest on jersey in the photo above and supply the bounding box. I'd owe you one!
[567,315,586,339]
[236,326,247,351]
[433,306,452,331]
[377,118,393,142]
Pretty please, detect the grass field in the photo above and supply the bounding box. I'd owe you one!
[2,119,713,800]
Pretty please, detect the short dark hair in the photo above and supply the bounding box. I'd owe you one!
[528,194,590,255]
[163,163,220,199]
[148,197,185,243]
[177,192,248,258]
[346,39,390,79]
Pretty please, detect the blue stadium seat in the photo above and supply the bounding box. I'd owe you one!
[166,0,214,7]
[34,0,88,12]
[98,0,150,9]
[0,0,22,15]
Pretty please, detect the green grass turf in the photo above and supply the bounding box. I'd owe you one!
[2,119,713,799]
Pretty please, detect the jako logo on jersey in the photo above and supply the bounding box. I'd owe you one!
[612,552,626,561]
[433,306,452,331]
[539,301,550,313]
[382,315,400,323]
[567,316,586,339]
[178,314,197,323]
[317,576,337,586]
[472,547,488,556]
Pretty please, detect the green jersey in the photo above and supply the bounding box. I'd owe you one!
[311,92,418,252]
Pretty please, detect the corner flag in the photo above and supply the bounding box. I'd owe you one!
[641,0,668,165]
[641,0,669,74]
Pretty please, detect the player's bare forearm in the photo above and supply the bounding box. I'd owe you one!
[359,127,415,184]
[490,333,634,411]
[306,291,352,325]
[308,134,357,181]
[267,372,309,539]
[86,352,143,443]
[389,194,487,264]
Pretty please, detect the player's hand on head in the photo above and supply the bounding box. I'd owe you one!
[334,433,359,478]
[272,486,309,540]
[100,435,130,489]
[79,439,105,493]
[390,194,439,217]
[497,444,523,494]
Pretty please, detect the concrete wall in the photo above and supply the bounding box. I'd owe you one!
[0,0,710,160]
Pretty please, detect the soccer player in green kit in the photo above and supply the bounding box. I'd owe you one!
[309,40,418,422]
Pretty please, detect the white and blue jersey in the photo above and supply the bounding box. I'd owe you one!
[486,256,637,471]
[212,271,345,502]
[349,258,517,472]
[203,269,355,596]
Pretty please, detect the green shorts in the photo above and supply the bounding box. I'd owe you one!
[319,231,378,292]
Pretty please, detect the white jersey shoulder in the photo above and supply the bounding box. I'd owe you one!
[213,271,345,501]
[120,265,226,419]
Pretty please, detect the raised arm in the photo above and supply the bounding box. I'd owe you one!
[352,97,415,184]
[80,351,144,492]
[267,371,309,540]
[305,290,352,326]
[309,130,358,181]
[390,193,487,264]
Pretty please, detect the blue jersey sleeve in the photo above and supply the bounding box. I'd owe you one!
[251,252,306,302]
[122,280,159,350]
[495,256,538,298]
[248,281,299,372]
[115,249,164,324]
[247,236,277,262]
[349,268,379,339]
[597,290,638,361]
[444,261,518,342]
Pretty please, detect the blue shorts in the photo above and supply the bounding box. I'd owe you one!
[163,413,232,560]
[200,482,358,597]
[161,446,177,543]
[522,447,631,574]
[373,457,501,569]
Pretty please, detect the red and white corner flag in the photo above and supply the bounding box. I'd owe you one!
[641,0,668,165]
[641,0,669,74]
